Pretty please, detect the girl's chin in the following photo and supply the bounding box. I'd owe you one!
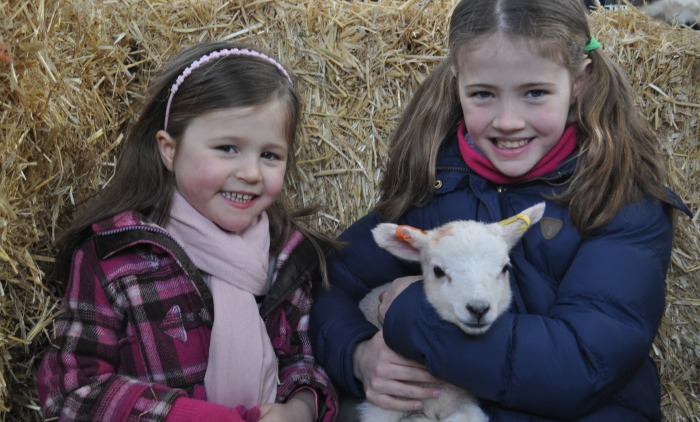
[489,151,540,176]
[494,165,532,178]
[213,215,257,234]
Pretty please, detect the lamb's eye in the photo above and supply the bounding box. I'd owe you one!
[433,266,445,278]
[501,263,512,275]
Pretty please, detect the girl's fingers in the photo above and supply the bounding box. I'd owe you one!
[380,352,440,383]
[368,380,440,411]
[366,365,441,409]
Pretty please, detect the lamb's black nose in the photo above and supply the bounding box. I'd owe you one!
[467,301,490,321]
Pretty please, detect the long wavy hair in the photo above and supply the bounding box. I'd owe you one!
[376,0,671,233]
[56,41,335,284]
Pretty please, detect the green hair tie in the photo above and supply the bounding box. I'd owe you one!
[585,37,602,53]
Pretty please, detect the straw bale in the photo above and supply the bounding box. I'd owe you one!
[0,1,697,420]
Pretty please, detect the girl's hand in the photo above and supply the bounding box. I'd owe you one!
[377,275,422,325]
[258,390,315,422]
[353,330,440,412]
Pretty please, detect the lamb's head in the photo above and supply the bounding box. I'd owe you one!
[371,202,545,335]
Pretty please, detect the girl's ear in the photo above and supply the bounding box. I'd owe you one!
[156,130,176,171]
[572,57,592,101]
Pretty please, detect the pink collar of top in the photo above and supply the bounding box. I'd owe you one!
[457,122,578,185]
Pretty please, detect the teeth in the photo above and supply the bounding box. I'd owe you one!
[495,138,529,149]
[221,192,254,202]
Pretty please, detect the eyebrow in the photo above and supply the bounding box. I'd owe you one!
[519,82,558,89]
[463,81,558,90]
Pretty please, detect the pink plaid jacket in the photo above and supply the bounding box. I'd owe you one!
[37,211,337,421]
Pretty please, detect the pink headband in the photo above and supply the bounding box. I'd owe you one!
[163,48,293,130]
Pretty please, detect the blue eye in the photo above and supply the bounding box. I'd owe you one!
[527,90,546,98]
[472,91,493,99]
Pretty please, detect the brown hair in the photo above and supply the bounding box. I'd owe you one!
[56,41,335,283]
[376,0,671,232]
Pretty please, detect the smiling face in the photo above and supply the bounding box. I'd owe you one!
[157,100,288,233]
[454,34,588,178]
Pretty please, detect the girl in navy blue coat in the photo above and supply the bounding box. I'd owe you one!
[310,0,691,420]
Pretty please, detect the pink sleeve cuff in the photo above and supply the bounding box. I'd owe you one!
[165,397,260,422]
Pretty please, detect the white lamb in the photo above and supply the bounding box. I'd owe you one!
[357,202,546,422]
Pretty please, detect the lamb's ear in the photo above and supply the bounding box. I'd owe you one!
[497,202,546,249]
[371,223,427,262]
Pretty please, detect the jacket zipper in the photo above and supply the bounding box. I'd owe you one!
[96,225,195,264]
[435,165,570,189]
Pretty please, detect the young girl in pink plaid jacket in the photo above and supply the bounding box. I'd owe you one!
[38,41,338,422]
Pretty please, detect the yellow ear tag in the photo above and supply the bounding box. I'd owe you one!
[395,225,424,244]
[498,213,531,233]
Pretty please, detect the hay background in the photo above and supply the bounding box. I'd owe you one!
[0,0,698,420]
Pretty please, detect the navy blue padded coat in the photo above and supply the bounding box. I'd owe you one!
[311,132,691,421]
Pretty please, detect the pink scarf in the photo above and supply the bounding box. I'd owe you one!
[165,190,277,408]
[458,122,578,184]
